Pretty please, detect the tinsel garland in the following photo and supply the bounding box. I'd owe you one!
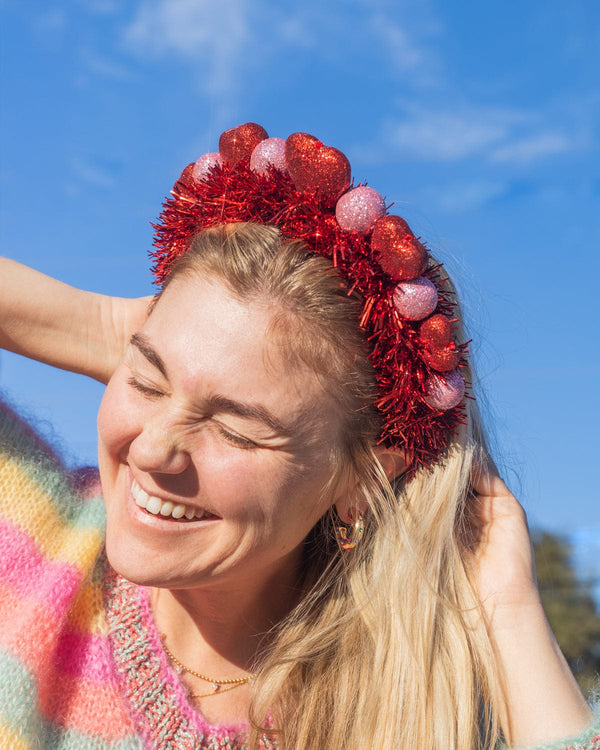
[150,158,468,470]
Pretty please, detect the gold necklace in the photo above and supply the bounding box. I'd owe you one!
[160,634,257,699]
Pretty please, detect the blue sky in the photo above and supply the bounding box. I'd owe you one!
[1,1,599,547]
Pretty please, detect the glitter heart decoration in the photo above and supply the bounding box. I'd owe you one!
[193,152,223,182]
[219,122,269,165]
[285,132,351,207]
[335,186,386,235]
[419,314,459,372]
[152,123,471,469]
[371,215,427,282]
[392,277,438,321]
[419,314,453,349]
[424,370,465,411]
[422,346,459,372]
[250,137,288,175]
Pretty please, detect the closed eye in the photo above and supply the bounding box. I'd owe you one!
[215,424,258,450]
[127,376,165,399]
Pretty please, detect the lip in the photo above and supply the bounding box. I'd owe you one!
[125,468,221,531]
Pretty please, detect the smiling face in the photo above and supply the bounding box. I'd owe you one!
[97,273,348,592]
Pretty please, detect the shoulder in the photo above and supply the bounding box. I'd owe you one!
[0,394,106,563]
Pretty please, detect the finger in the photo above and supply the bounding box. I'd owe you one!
[470,455,510,498]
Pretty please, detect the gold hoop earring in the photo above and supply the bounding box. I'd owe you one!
[335,510,364,551]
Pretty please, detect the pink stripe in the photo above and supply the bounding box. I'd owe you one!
[0,580,66,680]
[0,519,83,612]
[55,628,115,684]
[41,670,135,741]
[0,590,112,686]
[0,583,134,741]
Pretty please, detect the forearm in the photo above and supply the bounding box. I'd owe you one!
[0,258,146,384]
[489,592,592,747]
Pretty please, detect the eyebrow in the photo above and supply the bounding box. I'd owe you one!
[130,333,168,379]
[128,334,292,435]
[206,394,290,435]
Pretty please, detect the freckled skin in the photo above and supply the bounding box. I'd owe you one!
[97,274,348,593]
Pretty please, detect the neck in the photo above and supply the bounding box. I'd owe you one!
[152,555,304,675]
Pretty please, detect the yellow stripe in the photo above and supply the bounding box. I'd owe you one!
[67,578,107,632]
[0,721,31,750]
[0,456,104,568]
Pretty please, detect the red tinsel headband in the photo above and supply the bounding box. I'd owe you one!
[151,122,469,468]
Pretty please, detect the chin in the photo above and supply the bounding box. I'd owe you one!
[104,534,152,585]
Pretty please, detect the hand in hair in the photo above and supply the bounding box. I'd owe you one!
[465,459,592,746]
[465,460,537,618]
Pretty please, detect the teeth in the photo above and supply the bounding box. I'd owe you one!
[131,479,205,521]
[146,496,162,515]
[132,483,149,509]
[159,501,174,516]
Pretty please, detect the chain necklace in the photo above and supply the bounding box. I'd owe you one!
[160,634,257,699]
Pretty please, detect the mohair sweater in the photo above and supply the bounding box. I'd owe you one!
[0,396,598,750]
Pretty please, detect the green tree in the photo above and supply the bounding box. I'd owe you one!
[534,531,600,695]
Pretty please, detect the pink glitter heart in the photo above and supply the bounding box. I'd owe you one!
[192,153,223,182]
[392,276,438,320]
[250,138,288,175]
[335,186,386,235]
[424,370,465,410]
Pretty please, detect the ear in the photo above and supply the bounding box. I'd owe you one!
[333,447,409,523]
[332,469,367,525]
[334,497,367,525]
[375,446,408,482]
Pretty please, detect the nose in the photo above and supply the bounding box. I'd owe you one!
[128,419,191,476]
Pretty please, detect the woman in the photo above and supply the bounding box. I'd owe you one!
[0,124,596,750]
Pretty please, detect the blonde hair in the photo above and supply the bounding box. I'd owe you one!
[167,223,503,750]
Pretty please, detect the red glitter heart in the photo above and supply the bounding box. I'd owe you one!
[177,162,196,188]
[419,314,459,372]
[219,123,268,165]
[422,347,459,372]
[371,215,427,282]
[285,132,351,206]
[419,314,453,349]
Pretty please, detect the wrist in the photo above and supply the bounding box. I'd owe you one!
[485,589,592,747]
[480,579,542,628]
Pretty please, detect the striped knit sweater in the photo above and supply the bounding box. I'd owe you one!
[0,396,598,750]
[0,398,277,749]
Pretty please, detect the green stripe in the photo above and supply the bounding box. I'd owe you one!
[0,651,142,749]
[43,723,143,750]
[0,650,44,742]
[0,399,106,532]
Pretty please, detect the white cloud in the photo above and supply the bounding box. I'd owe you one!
[490,132,576,164]
[424,179,507,214]
[369,15,427,72]
[121,0,442,100]
[123,0,249,95]
[383,104,582,165]
[366,2,442,87]
[274,15,314,48]
[76,0,121,13]
[384,105,523,161]
[70,155,116,188]
[80,49,136,81]
[87,0,121,12]
[33,8,68,35]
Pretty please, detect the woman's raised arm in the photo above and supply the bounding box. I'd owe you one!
[0,257,152,384]
[467,463,594,747]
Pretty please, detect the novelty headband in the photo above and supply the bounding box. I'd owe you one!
[151,123,469,468]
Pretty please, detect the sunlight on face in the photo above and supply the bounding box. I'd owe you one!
[97,274,347,593]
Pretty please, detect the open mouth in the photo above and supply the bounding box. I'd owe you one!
[131,478,218,522]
